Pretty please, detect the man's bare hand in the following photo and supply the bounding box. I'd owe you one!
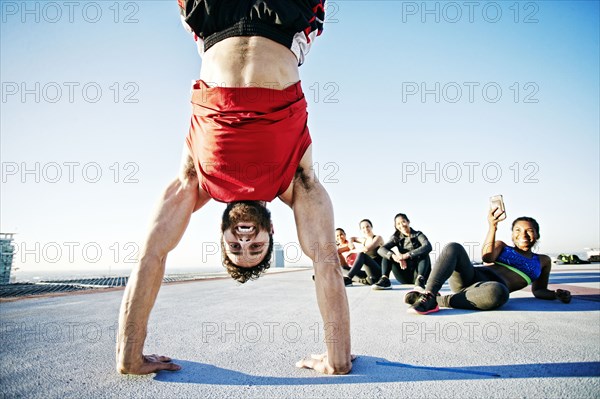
[296,353,357,375]
[117,354,181,375]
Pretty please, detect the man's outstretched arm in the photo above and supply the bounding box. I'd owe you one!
[282,146,352,374]
[117,157,210,374]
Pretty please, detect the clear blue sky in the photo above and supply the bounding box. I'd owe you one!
[1,1,598,276]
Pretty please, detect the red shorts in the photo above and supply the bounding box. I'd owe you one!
[186,80,313,203]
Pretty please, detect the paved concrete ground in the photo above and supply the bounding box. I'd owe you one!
[1,264,599,398]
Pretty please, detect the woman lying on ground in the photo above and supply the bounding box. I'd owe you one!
[407,207,572,314]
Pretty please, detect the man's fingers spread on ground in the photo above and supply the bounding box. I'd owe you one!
[310,353,326,361]
[145,354,172,363]
[296,359,311,369]
[297,358,321,368]
[146,361,181,373]
[159,362,181,372]
[296,359,326,373]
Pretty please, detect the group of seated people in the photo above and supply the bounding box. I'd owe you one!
[335,208,572,315]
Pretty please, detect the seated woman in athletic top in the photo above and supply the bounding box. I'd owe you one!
[343,219,383,286]
[335,228,355,270]
[373,213,432,291]
[407,206,572,314]
[335,227,370,283]
[313,227,360,282]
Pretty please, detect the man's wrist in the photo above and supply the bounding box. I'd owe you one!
[116,353,144,373]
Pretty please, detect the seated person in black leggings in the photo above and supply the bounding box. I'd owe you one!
[407,207,572,314]
[343,219,383,286]
[312,227,368,282]
[373,213,432,291]
[335,227,368,282]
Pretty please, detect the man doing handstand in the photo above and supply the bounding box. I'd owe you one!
[116,0,352,376]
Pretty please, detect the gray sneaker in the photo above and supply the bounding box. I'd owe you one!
[372,276,392,290]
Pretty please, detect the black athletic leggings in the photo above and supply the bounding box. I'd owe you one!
[426,242,510,311]
[347,253,382,282]
[381,256,431,284]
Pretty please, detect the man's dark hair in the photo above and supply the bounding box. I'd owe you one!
[335,228,346,234]
[220,201,274,283]
[221,234,274,284]
[221,201,271,232]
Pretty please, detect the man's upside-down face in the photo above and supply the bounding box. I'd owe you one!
[220,201,274,283]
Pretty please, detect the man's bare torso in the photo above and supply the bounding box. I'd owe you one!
[200,36,300,89]
[185,36,308,205]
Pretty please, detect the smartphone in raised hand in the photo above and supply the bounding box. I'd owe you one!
[490,195,507,221]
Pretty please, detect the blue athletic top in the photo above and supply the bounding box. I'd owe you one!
[495,246,542,285]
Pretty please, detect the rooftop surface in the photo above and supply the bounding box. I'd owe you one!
[0,272,234,299]
[1,264,599,398]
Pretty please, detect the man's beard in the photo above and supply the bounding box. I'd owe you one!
[221,201,272,232]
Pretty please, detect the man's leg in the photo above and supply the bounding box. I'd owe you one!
[116,154,210,374]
